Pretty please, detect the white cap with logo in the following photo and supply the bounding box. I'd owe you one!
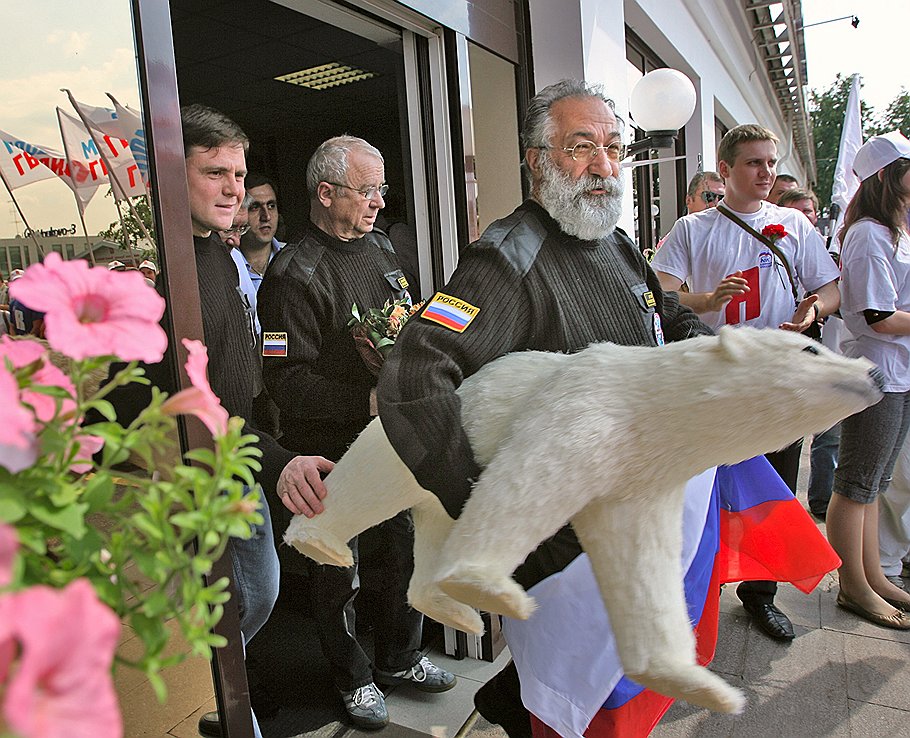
[852,131,910,181]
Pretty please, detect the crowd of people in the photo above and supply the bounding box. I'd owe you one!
[8,76,909,737]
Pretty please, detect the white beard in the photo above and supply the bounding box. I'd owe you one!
[536,153,624,241]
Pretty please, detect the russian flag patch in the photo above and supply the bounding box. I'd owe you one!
[421,292,480,333]
[262,332,288,357]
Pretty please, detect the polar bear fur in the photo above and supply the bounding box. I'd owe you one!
[285,326,883,714]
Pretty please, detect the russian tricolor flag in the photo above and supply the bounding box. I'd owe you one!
[505,456,839,738]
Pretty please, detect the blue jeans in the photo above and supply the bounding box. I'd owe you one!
[229,486,280,738]
[808,423,841,515]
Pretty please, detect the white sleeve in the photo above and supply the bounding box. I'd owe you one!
[794,218,840,292]
[651,218,691,283]
[841,226,899,313]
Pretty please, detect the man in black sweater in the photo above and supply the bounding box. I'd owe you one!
[178,105,334,738]
[376,79,712,737]
[258,136,455,730]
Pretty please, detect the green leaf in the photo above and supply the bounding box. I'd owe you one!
[29,500,88,538]
[86,399,117,421]
[83,474,115,508]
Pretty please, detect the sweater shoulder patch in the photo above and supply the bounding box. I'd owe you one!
[272,239,325,287]
[475,209,548,278]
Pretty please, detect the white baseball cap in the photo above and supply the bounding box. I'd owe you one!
[138,259,158,273]
[107,260,126,270]
[852,131,910,181]
[9,269,24,282]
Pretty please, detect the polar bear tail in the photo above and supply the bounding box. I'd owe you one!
[626,665,746,714]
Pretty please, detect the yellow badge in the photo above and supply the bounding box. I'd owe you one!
[643,291,656,308]
[421,292,480,333]
[398,275,409,289]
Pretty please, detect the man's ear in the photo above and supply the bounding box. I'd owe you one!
[525,147,541,176]
[717,159,730,180]
[316,182,335,208]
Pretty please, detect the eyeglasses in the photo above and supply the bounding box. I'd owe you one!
[701,191,723,204]
[545,140,626,163]
[326,182,389,200]
[220,223,251,236]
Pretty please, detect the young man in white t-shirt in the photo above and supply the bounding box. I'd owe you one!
[651,124,841,643]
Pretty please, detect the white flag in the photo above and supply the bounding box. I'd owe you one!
[106,94,148,186]
[0,127,99,213]
[66,91,149,187]
[0,138,58,190]
[829,73,863,252]
[57,107,145,202]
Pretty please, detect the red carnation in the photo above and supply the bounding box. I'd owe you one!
[761,224,787,243]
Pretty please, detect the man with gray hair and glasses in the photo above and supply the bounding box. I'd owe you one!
[258,135,455,730]
[377,79,711,736]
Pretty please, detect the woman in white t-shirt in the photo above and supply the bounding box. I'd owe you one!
[829,132,910,629]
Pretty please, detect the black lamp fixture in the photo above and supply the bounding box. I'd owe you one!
[625,68,697,159]
[802,14,860,30]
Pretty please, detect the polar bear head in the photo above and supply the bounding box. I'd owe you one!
[635,326,883,473]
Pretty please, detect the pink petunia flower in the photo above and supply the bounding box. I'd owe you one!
[0,523,18,588]
[1,579,122,738]
[0,336,76,424]
[160,339,229,436]
[9,252,166,362]
[0,365,38,473]
[69,434,105,474]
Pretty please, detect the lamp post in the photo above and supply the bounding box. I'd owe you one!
[625,68,697,254]
[626,68,697,159]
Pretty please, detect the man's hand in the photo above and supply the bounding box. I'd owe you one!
[277,455,335,517]
[706,271,749,312]
[780,294,819,332]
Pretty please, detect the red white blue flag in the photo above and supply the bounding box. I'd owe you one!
[506,456,839,738]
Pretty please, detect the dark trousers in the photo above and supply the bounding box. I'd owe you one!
[737,439,803,606]
[311,510,423,691]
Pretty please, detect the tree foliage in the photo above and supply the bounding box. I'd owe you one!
[809,74,874,210]
[97,188,157,261]
[874,88,910,138]
[811,76,910,210]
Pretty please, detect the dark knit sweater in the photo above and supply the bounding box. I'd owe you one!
[92,234,295,494]
[258,222,409,459]
[378,200,712,518]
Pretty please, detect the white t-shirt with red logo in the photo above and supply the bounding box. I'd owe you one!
[652,201,839,332]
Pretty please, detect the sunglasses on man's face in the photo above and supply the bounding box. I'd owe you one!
[701,191,723,204]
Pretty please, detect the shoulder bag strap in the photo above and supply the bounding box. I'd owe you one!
[716,205,799,305]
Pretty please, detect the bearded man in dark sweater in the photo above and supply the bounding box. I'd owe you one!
[376,79,712,737]
[258,135,455,730]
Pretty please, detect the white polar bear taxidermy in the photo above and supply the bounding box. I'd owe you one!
[285,326,883,714]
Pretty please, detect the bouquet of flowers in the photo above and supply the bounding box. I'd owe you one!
[348,298,423,376]
[0,254,261,738]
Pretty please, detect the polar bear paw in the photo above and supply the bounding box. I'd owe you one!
[438,566,536,621]
[627,664,745,714]
[409,584,486,635]
[283,528,354,568]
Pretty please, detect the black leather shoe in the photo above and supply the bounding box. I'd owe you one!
[198,711,222,738]
[743,602,795,641]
